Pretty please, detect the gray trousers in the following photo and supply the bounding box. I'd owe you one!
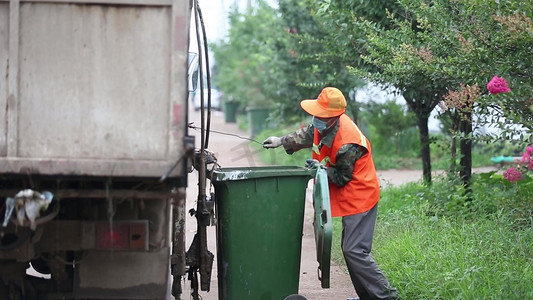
[342,204,398,300]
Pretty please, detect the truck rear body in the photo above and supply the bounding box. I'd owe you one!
[0,0,191,298]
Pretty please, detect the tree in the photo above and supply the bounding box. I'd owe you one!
[360,100,418,157]
[211,0,362,127]
[211,2,285,111]
[310,0,532,185]
[276,0,364,123]
[312,0,448,184]
[394,0,533,186]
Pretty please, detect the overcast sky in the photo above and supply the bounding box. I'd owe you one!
[189,0,246,52]
[189,0,278,51]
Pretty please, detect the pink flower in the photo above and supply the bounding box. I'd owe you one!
[526,145,533,155]
[522,150,531,163]
[503,167,524,182]
[487,76,511,94]
[522,146,533,169]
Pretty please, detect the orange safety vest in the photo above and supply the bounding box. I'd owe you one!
[312,114,380,217]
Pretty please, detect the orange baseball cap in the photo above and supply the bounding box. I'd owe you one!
[300,87,347,118]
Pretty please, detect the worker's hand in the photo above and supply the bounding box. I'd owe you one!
[263,136,282,149]
[305,159,325,169]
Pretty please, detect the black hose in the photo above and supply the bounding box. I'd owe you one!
[33,200,60,227]
[191,2,211,297]
[194,0,205,157]
[0,229,33,251]
[196,2,212,149]
[0,200,59,251]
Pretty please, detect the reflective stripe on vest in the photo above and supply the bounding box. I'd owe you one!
[312,143,336,166]
[353,122,367,148]
[312,143,320,155]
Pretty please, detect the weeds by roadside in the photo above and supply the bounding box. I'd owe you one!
[329,175,533,299]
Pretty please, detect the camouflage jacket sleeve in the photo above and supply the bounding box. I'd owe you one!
[280,124,314,154]
[326,144,367,186]
[280,124,367,186]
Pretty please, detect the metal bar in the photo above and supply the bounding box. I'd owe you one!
[0,189,170,199]
[171,187,186,272]
[0,158,181,178]
[0,5,7,156]
[170,187,186,296]
[7,0,19,157]
[0,0,172,5]
[167,0,188,168]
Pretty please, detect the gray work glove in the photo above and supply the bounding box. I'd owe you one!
[305,159,325,169]
[263,136,282,149]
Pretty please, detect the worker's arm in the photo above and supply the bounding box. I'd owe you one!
[263,124,314,154]
[326,144,367,186]
[280,124,314,154]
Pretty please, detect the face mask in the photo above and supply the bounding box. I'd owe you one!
[312,116,328,132]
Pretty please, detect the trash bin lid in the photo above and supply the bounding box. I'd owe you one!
[313,167,332,288]
[212,166,313,182]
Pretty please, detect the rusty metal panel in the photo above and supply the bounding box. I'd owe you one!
[0,0,173,4]
[75,248,170,298]
[19,4,171,160]
[0,0,190,178]
[35,220,85,251]
[0,3,7,156]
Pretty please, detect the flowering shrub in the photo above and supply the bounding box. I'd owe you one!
[503,167,524,182]
[442,83,480,112]
[503,145,533,182]
[522,145,533,169]
[487,76,511,94]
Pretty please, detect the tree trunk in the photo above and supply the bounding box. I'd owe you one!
[459,112,473,197]
[403,93,434,186]
[449,112,459,174]
[417,115,432,185]
[450,137,457,173]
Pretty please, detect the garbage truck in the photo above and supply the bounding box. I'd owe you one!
[0,0,202,298]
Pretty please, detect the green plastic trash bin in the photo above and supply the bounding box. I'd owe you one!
[246,107,270,137]
[212,166,313,300]
[224,101,239,123]
[313,167,333,288]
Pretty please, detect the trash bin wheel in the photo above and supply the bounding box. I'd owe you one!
[284,294,307,300]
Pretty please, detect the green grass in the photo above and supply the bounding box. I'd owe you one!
[329,178,533,300]
[371,214,532,299]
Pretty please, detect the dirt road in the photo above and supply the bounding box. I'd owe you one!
[179,107,497,300]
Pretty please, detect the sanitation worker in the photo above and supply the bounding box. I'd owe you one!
[263,87,398,300]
